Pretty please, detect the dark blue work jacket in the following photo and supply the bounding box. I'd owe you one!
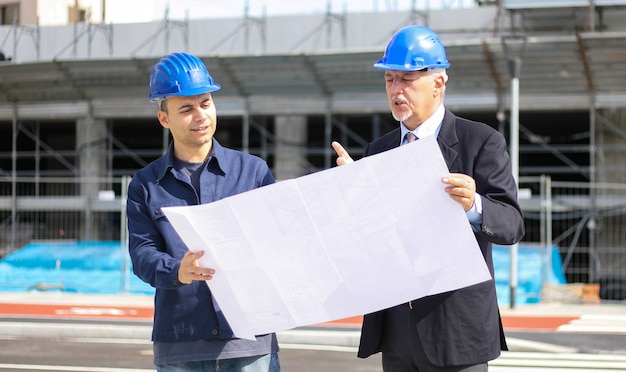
[126,139,275,342]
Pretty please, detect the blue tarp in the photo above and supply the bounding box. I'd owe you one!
[0,241,566,302]
[0,241,154,294]
[493,244,567,306]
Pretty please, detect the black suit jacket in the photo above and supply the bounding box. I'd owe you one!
[357,109,525,367]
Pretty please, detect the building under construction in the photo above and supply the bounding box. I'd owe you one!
[1,0,626,301]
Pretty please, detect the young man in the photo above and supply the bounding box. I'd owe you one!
[333,25,525,372]
[126,52,280,372]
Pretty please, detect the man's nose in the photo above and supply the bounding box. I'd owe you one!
[191,107,205,121]
[389,78,404,94]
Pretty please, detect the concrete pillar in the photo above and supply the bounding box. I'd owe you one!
[76,117,109,240]
[274,115,308,181]
[597,108,626,183]
[594,108,626,289]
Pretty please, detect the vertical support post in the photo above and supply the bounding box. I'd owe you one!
[243,103,250,153]
[120,175,131,293]
[35,122,40,196]
[324,100,332,169]
[546,175,553,286]
[10,104,18,253]
[588,101,597,281]
[502,33,526,308]
[509,72,519,309]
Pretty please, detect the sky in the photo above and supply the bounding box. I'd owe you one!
[104,0,476,23]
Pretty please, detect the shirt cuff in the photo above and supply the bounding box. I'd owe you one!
[466,193,483,228]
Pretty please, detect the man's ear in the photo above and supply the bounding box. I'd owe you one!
[157,110,169,128]
[433,75,446,96]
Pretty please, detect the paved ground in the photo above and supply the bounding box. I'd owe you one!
[1,291,625,342]
[2,292,625,371]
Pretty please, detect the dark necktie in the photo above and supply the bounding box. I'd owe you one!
[404,132,418,145]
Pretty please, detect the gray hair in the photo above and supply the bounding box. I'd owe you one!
[428,68,448,98]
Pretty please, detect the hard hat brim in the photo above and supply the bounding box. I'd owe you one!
[148,83,221,102]
[176,84,222,97]
[373,62,450,71]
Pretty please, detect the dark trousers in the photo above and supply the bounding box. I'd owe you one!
[380,304,488,372]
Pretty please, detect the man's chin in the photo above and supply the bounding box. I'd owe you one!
[392,112,411,122]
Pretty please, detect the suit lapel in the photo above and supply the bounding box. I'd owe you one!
[384,129,401,150]
[436,109,460,169]
[368,128,402,155]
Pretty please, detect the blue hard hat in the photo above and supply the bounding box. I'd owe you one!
[374,25,450,71]
[148,52,221,102]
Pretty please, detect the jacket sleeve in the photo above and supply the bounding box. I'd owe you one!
[126,179,184,290]
[473,130,525,245]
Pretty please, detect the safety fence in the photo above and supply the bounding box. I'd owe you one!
[0,177,129,251]
[1,175,625,300]
[519,176,626,301]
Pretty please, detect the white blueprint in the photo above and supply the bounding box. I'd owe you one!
[162,135,491,339]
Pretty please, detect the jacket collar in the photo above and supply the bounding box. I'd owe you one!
[157,139,229,181]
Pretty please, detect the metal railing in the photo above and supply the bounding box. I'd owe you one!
[520,175,626,301]
[1,175,625,299]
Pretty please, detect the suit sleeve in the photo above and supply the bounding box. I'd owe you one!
[473,131,525,245]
